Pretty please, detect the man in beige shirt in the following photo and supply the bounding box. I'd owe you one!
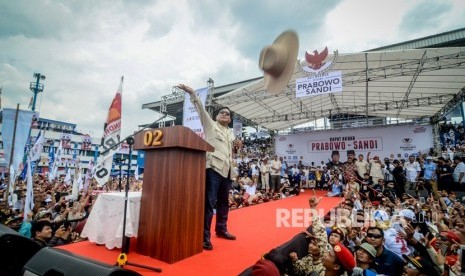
[270,155,282,194]
[355,154,369,180]
[177,84,236,251]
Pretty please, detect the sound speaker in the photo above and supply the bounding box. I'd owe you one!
[0,223,42,276]
[22,247,141,276]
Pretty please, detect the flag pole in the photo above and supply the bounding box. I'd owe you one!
[3,104,20,210]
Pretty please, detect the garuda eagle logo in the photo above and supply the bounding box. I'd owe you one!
[305,47,329,70]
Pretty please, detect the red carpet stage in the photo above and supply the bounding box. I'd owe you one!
[60,191,341,275]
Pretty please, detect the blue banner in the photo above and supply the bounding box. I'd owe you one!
[137,151,145,168]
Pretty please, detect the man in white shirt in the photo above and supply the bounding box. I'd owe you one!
[404,155,421,190]
[453,156,465,191]
[251,162,259,184]
[260,158,270,193]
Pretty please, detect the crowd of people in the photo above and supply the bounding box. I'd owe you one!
[246,147,465,275]
[2,131,465,275]
[0,175,142,248]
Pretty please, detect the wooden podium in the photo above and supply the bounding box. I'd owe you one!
[133,126,213,264]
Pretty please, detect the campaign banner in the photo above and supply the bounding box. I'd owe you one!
[81,134,92,150]
[61,133,73,149]
[295,71,342,98]
[275,125,433,165]
[182,87,208,139]
[1,108,34,171]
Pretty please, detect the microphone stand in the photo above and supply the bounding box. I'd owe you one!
[98,116,166,273]
[116,136,161,273]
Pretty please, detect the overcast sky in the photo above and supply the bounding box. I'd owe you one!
[1,0,464,138]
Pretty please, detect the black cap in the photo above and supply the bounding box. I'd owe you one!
[332,150,340,156]
[347,150,355,156]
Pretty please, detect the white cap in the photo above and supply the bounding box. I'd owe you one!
[399,209,416,221]
[373,210,389,221]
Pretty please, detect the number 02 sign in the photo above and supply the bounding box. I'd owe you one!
[143,129,163,147]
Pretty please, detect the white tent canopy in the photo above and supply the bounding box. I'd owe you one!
[215,47,465,130]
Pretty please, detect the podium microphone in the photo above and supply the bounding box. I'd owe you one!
[99,114,168,156]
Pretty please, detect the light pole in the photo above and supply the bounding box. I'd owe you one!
[29,73,46,112]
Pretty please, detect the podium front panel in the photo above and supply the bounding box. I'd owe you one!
[136,148,206,263]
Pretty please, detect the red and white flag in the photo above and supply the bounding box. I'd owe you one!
[94,77,123,186]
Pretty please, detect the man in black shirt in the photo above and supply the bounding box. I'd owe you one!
[327,150,343,172]
[437,157,454,192]
[392,160,406,197]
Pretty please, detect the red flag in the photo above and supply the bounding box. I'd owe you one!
[94,77,123,186]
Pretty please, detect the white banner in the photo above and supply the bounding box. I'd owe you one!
[1,108,34,171]
[23,158,34,221]
[275,125,433,165]
[296,71,342,98]
[233,117,242,138]
[182,87,208,139]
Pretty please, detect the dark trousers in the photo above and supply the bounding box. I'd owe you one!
[204,168,231,242]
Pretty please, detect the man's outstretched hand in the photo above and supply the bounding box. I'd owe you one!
[177,84,194,95]
[308,196,322,208]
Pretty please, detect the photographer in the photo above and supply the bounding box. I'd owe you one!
[48,221,76,247]
[415,178,428,195]
[278,177,299,198]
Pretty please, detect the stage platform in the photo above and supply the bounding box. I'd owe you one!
[60,191,341,275]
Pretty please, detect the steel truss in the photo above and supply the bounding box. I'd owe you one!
[215,51,465,128]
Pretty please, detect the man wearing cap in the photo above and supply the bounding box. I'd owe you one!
[353,243,377,276]
[177,84,236,250]
[250,259,280,276]
[322,243,356,276]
